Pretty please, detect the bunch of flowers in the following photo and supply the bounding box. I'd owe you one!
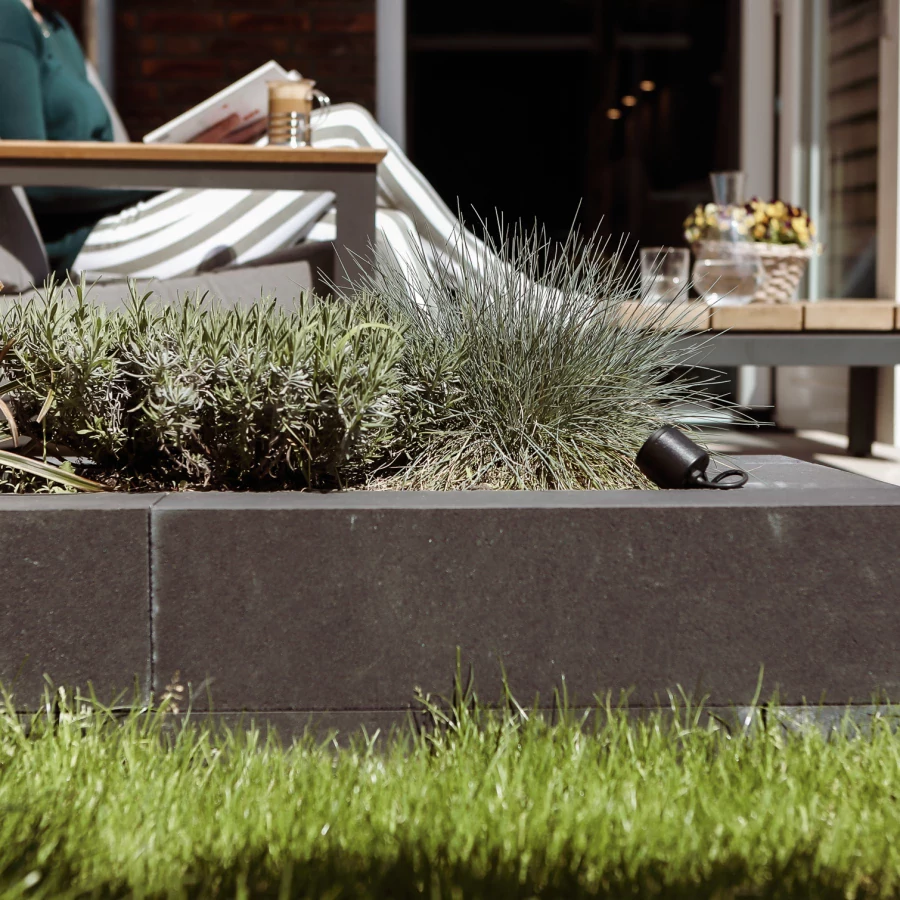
[684,199,817,249]
[744,198,816,247]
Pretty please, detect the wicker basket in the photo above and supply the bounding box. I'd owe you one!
[694,241,817,304]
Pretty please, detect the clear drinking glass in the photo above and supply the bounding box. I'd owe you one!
[640,247,690,303]
[692,248,764,306]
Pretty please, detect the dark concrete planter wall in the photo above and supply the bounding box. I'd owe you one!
[3,456,900,725]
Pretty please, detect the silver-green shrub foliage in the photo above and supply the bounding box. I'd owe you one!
[0,284,404,489]
[1,222,725,492]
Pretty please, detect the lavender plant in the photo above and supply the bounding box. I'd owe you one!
[0,282,404,490]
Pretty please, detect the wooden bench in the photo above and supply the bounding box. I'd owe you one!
[622,300,900,457]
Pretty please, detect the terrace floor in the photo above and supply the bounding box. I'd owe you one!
[706,427,900,487]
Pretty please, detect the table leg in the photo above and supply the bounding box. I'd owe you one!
[333,170,378,290]
[848,366,878,457]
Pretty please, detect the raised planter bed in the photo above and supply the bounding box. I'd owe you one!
[2,456,899,730]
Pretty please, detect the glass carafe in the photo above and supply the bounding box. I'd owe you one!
[692,171,764,306]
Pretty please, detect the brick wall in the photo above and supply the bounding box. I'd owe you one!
[111,0,375,140]
[53,0,83,37]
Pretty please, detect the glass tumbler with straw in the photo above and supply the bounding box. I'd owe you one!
[640,247,690,304]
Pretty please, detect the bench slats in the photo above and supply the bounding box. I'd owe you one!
[803,300,898,331]
[622,300,900,332]
[710,304,804,332]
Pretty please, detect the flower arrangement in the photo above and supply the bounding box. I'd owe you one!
[745,199,817,247]
[684,199,817,249]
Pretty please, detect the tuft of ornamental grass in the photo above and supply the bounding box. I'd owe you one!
[351,220,725,490]
[1,680,900,897]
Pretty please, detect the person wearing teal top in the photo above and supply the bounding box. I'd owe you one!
[0,0,153,273]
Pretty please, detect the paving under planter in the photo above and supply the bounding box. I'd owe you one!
[2,455,899,732]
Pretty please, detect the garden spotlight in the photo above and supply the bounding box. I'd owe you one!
[636,426,748,490]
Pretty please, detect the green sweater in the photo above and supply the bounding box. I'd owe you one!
[0,0,152,273]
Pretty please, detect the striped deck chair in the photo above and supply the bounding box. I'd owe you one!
[72,103,482,286]
[2,69,483,305]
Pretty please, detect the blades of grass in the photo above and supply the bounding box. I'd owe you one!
[348,215,737,490]
[35,389,55,424]
[0,398,18,448]
[0,449,106,492]
[0,336,14,367]
[0,379,32,396]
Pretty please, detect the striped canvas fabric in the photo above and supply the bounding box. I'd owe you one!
[73,104,481,281]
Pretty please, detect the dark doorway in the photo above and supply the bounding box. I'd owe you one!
[407,0,742,246]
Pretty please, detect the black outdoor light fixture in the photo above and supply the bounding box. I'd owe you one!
[636,426,749,490]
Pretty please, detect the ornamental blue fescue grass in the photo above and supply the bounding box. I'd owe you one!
[349,219,725,489]
[1,679,900,897]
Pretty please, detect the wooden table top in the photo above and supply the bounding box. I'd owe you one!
[0,140,387,167]
[622,300,900,333]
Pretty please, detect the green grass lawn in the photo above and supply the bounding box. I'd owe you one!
[2,684,900,898]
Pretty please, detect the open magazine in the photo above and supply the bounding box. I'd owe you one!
[142,61,301,145]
